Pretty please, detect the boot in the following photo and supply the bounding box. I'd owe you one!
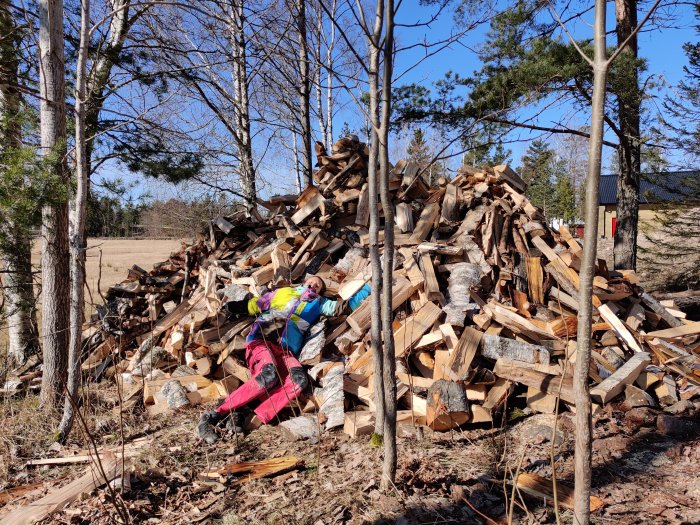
[225,410,246,435]
[197,410,224,444]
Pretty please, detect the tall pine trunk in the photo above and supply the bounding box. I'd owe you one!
[58,0,90,441]
[38,0,70,409]
[613,0,641,270]
[378,0,396,491]
[0,0,39,366]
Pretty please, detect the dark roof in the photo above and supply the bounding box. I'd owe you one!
[599,170,700,205]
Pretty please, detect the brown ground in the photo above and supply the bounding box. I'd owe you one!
[0,388,698,525]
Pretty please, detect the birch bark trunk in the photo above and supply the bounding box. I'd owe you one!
[58,0,90,441]
[0,0,39,366]
[229,0,257,210]
[38,0,70,409]
[295,0,312,186]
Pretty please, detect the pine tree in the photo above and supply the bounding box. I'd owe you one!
[519,139,555,216]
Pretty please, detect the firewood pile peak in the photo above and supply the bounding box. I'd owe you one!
[10,138,698,434]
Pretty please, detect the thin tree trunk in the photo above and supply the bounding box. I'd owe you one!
[325,0,336,150]
[0,0,39,366]
[574,0,607,521]
[314,7,328,148]
[292,134,302,193]
[368,9,385,437]
[84,0,132,180]
[58,0,90,441]
[613,0,641,271]
[230,0,256,210]
[378,0,396,491]
[296,0,312,186]
[38,0,70,410]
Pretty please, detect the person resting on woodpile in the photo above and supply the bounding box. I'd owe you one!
[197,275,371,443]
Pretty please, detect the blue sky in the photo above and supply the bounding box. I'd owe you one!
[103,0,698,202]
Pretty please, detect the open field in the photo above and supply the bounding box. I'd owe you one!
[0,239,184,349]
[31,238,185,306]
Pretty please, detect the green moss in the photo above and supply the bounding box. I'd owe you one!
[370,432,383,448]
[508,407,527,422]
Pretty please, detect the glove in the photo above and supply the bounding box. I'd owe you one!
[224,294,253,317]
[348,283,371,311]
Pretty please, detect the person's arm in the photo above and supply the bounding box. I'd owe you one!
[319,283,371,316]
[223,292,266,317]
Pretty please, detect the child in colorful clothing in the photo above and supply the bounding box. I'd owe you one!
[197,275,370,443]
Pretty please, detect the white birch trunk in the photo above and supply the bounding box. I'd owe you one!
[0,0,39,366]
[38,0,70,409]
[58,0,90,440]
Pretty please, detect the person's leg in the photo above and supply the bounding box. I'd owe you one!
[215,339,279,415]
[198,340,279,442]
[253,351,309,423]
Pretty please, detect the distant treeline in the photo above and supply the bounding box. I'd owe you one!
[87,192,242,238]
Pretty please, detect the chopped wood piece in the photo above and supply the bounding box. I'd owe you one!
[514,473,605,511]
[200,456,304,484]
[394,301,443,358]
[447,327,482,380]
[347,276,413,333]
[493,358,575,404]
[643,321,700,340]
[409,202,440,243]
[597,303,643,352]
[481,333,550,364]
[640,291,683,328]
[590,352,651,404]
[525,256,544,304]
[426,379,470,431]
[419,253,442,301]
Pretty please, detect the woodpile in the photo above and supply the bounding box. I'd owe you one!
[8,135,699,435]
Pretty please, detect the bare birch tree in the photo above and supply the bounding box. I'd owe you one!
[58,0,90,441]
[38,0,70,409]
[0,0,39,367]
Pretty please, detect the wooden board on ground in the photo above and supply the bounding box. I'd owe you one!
[0,454,121,525]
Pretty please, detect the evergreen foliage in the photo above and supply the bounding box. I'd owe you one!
[518,139,577,223]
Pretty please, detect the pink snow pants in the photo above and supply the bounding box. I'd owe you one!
[215,339,308,424]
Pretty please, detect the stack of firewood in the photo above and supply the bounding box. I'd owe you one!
[46,136,700,433]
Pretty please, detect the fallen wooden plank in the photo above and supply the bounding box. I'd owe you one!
[0,454,120,525]
[514,473,605,512]
[26,456,94,467]
[590,352,651,404]
[199,456,304,485]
